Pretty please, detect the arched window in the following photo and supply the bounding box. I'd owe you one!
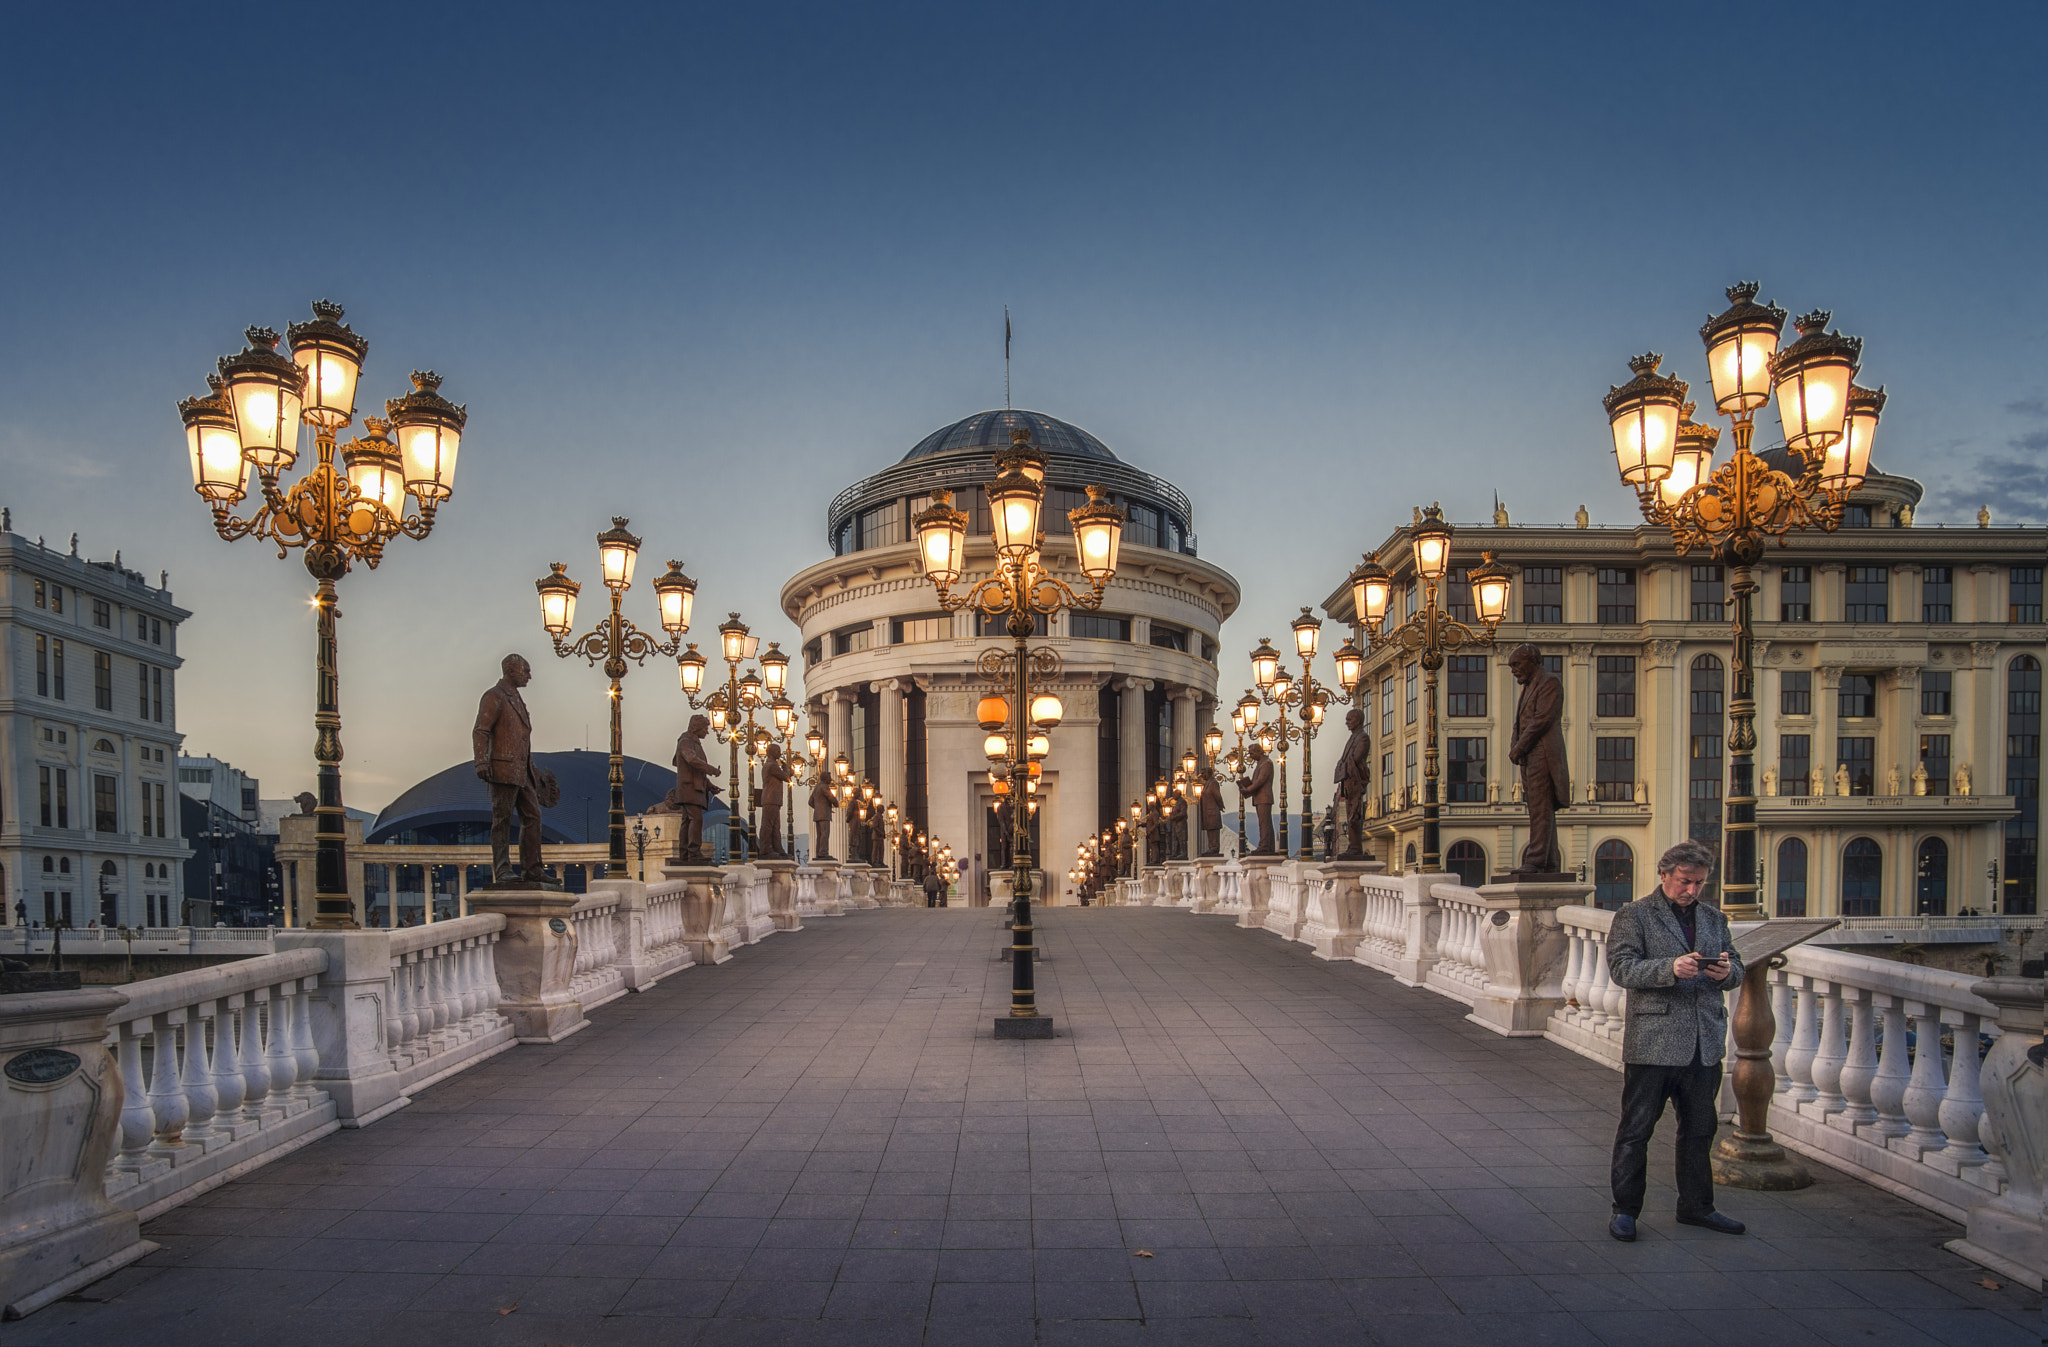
[1404,842,1417,870]
[1776,838,1808,917]
[2007,655,2040,915]
[92,738,114,754]
[1842,837,1883,916]
[1594,840,1634,910]
[1915,838,1949,916]
[1446,840,1486,889]
[42,856,54,873]
[58,857,70,875]
[1690,655,1725,899]
[100,860,117,876]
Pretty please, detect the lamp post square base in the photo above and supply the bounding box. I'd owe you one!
[993,1015,1055,1040]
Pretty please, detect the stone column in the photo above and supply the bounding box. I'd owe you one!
[1170,687,1198,766]
[1118,677,1149,854]
[462,889,587,1044]
[1816,666,1844,795]
[877,679,905,814]
[827,689,853,773]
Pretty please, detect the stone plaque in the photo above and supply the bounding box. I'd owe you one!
[5,1047,81,1085]
[548,917,568,933]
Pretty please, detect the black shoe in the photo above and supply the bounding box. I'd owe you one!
[1608,1214,1637,1242]
[1676,1211,1745,1235]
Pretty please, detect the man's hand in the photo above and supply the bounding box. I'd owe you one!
[475,762,490,780]
[1672,951,1702,979]
[1703,951,1732,982]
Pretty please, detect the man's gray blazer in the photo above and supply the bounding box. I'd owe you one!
[1607,892,1746,1067]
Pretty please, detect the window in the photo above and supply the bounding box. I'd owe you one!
[1842,838,1883,916]
[35,634,47,697]
[91,738,113,754]
[1916,838,1948,916]
[137,612,148,640]
[152,618,162,645]
[1378,751,1393,815]
[1780,670,1811,717]
[92,598,110,628]
[978,611,1045,637]
[1070,613,1130,641]
[1404,740,1417,803]
[1124,503,1162,550]
[2007,655,2040,915]
[2014,566,2045,624]
[855,501,901,550]
[1838,673,1876,719]
[1596,568,1636,624]
[831,624,873,656]
[1921,566,1953,623]
[1148,621,1188,653]
[1690,565,1726,621]
[1379,677,1394,737]
[1200,635,1217,663]
[1594,840,1634,911]
[1776,839,1808,918]
[1445,738,1486,802]
[39,766,51,827]
[55,769,68,828]
[1523,567,1563,624]
[50,585,62,614]
[1780,566,1812,622]
[1044,487,1088,536]
[1404,580,1417,624]
[891,614,951,644]
[179,767,212,784]
[138,661,151,718]
[1690,655,1724,873]
[1595,656,1635,717]
[150,666,162,722]
[153,783,167,839]
[1844,565,1889,622]
[1446,840,1486,889]
[1443,568,1475,625]
[94,651,112,711]
[1446,656,1487,717]
[802,639,822,667]
[1404,663,1417,725]
[1921,670,1952,717]
[1594,738,1635,802]
[1838,737,1875,796]
[1780,735,1811,796]
[33,578,46,608]
[1542,654,1563,693]
[1842,503,1873,528]
[93,775,118,833]
[51,639,64,700]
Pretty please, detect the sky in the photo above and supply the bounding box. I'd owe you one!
[2,2,2043,813]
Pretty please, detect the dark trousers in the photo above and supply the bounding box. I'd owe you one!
[1519,773,1561,872]
[1610,1059,1722,1218]
[488,781,543,878]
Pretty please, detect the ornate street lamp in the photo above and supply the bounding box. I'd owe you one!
[179,302,465,929]
[1245,609,1333,858]
[1352,508,1509,871]
[680,614,801,862]
[912,429,1123,1037]
[538,519,695,868]
[1603,283,1876,915]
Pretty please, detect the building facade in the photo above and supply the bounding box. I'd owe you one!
[1,523,190,927]
[178,753,272,926]
[1324,471,2043,917]
[781,410,1241,902]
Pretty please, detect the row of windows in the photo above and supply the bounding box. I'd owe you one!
[823,615,1215,659]
[30,767,169,835]
[31,636,168,721]
[28,576,172,644]
[835,489,1192,557]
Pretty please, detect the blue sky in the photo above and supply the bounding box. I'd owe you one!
[2,2,2042,809]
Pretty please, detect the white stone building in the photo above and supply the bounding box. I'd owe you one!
[1,521,189,927]
[1322,464,2044,918]
[779,410,1241,903]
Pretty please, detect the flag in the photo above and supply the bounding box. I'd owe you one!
[1005,308,1011,361]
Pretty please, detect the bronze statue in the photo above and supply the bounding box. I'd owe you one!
[668,713,721,865]
[1333,707,1372,858]
[1140,796,1163,865]
[1507,644,1569,876]
[809,776,837,860]
[1198,766,1224,856]
[474,654,546,884]
[1238,743,1276,854]
[757,744,793,859]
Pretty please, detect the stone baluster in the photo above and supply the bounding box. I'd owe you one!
[420,953,446,1048]
[1900,1000,1949,1151]
[1769,970,1795,1091]
[261,990,295,1110]
[1784,976,1820,1104]
[1810,981,1848,1115]
[288,979,319,1103]
[209,997,248,1130]
[178,1005,219,1144]
[1836,988,1879,1128]
[239,990,273,1121]
[1598,938,1625,1028]
[382,964,404,1065]
[1868,995,1912,1138]
[1560,928,1586,1022]
[115,1022,154,1169]
[1937,1010,1987,1166]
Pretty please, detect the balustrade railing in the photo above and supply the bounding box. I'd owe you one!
[1424,884,1488,1003]
[385,916,516,1087]
[568,892,627,1008]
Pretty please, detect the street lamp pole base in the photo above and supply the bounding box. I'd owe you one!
[993,1015,1055,1040]
[1711,1128,1814,1190]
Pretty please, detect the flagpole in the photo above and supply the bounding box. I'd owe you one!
[1004,306,1011,409]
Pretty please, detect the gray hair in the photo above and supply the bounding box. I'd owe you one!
[1656,839,1717,876]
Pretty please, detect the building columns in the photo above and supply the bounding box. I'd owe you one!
[1118,677,1149,837]
[1170,687,1199,768]
[877,679,905,811]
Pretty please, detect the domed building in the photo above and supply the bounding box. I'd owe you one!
[781,409,1241,902]
[368,750,696,846]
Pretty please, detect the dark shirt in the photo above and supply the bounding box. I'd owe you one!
[1675,900,1697,950]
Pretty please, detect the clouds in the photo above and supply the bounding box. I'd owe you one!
[1926,396,2048,523]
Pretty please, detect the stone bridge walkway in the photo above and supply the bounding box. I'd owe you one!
[21,908,2037,1346]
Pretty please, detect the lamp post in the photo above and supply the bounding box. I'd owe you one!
[537,519,695,870]
[1346,509,1510,872]
[1603,283,1878,916]
[680,615,793,863]
[912,427,1125,1035]
[630,818,660,882]
[179,302,466,929]
[1246,611,1335,859]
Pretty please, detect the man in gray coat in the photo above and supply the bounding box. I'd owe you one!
[1605,838,1746,1241]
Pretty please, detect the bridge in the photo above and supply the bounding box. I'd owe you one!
[1,860,2038,1344]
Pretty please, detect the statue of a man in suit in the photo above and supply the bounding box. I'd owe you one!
[1238,743,1276,854]
[1332,707,1372,858]
[1507,644,1570,875]
[1198,765,1224,856]
[757,744,793,859]
[474,654,545,884]
[809,776,837,860]
[669,714,720,865]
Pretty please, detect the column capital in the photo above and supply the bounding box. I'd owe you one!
[1168,686,1201,705]
[875,678,904,695]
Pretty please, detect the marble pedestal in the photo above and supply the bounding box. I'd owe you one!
[1947,976,2047,1290]
[758,859,803,931]
[0,989,155,1319]
[1236,855,1284,930]
[662,865,734,965]
[810,861,845,916]
[1308,859,1386,961]
[465,889,588,1044]
[1467,879,1590,1037]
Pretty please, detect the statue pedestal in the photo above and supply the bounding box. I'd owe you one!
[1308,860,1386,961]
[758,860,803,931]
[1946,977,2047,1290]
[465,889,587,1044]
[810,861,845,916]
[1466,879,1589,1037]
[0,989,154,1320]
[1236,855,1284,929]
[661,865,733,965]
